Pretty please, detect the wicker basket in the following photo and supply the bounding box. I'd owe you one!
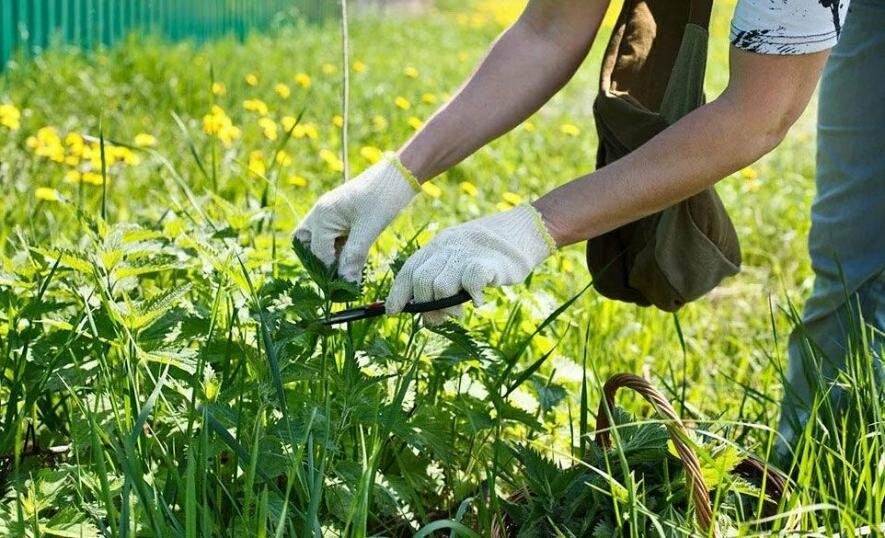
[492,373,787,538]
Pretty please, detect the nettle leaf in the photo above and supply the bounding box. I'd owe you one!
[291,238,361,302]
[495,399,541,430]
[592,520,617,538]
[131,283,193,330]
[114,254,181,278]
[31,247,93,275]
[451,395,496,434]
[513,445,584,502]
[327,279,361,303]
[427,322,497,365]
[138,346,199,374]
[602,408,672,466]
[365,336,395,361]
[532,377,567,414]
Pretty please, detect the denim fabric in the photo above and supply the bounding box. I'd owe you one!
[778,270,884,453]
[777,0,885,453]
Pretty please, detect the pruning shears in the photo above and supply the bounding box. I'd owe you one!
[322,290,472,326]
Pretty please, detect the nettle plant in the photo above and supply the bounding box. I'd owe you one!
[0,180,781,537]
[499,409,774,537]
[0,194,584,536]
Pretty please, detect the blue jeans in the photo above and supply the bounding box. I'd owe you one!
[777,0,885,454]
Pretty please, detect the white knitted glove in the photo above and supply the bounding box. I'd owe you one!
[293,153,421,283]
[386,204,557,325]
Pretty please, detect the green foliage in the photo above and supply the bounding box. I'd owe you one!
[503,409,761,536]
[0,1,882,536]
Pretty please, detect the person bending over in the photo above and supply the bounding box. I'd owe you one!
[294,0,883,453]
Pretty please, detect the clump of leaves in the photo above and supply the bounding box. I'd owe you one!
[502,408,766,537]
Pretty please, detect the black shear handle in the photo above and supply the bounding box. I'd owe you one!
[402,289,473,314]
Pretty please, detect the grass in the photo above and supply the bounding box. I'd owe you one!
[0,0,882,536]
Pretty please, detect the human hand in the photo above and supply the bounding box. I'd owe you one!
[385,204,556,325]
[293,153,421,283]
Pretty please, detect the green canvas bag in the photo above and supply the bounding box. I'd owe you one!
[586,0,742,312]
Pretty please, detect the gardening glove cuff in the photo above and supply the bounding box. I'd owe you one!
[293,152,422,283]
[385,203,557,325]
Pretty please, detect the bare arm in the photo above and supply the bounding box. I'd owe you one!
[399,0,610,182]
[533,47,830,246]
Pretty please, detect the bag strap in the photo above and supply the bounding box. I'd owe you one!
[598,0,714,112]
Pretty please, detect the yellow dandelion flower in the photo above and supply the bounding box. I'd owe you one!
[332,115,344,128]
[64,155,80,166]
[496,201,513,211]
[243,99,269,116]
[35,187,60,202]
[560,123,581,137]
[37,127,61,144]
[523,121,536,132]
[372,115,388,131]
[203,106,228,135]
[421,182,442,198]
[562,258,574,274]
[202,106,241,147]
[203,110,222,135]
[294,72,312,88]
[134,133,157,147]
[407,116,423,130]
[64,170,82,184]
[421,93,438,104]
[460,181,478,197]
[248,151,266,177]
[288,174,309,187]
[740,167,759,180]
[457,51,470,63]
[30,127,65,162]
[274,83,291,99]
[502,191,523,205]
[394,96,411,110]
[275,150,292,166]
[322,63,336,75]
[292,122,318,139]
[245,73,259,86]
[281,116,298,132]
[353,60,367,73]
[82,172,104,185]
[117,147,141,166]
[218,125,241,148]
[360,145,383,164]
[319,148,344,172]
[65,132,84,150]
[258,117,278,141]
[211,82,226,96]
[403,66,419,79]
[0,104,21,130]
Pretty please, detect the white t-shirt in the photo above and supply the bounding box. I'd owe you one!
[730,0,851,54]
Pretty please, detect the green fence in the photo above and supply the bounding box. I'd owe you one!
[0,0,334,68]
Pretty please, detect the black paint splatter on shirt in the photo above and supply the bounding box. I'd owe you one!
[730,0,849,55]
[818,0,843,35]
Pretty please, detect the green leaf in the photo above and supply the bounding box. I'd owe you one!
[533,378,567,414]
[291,237,360,302]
